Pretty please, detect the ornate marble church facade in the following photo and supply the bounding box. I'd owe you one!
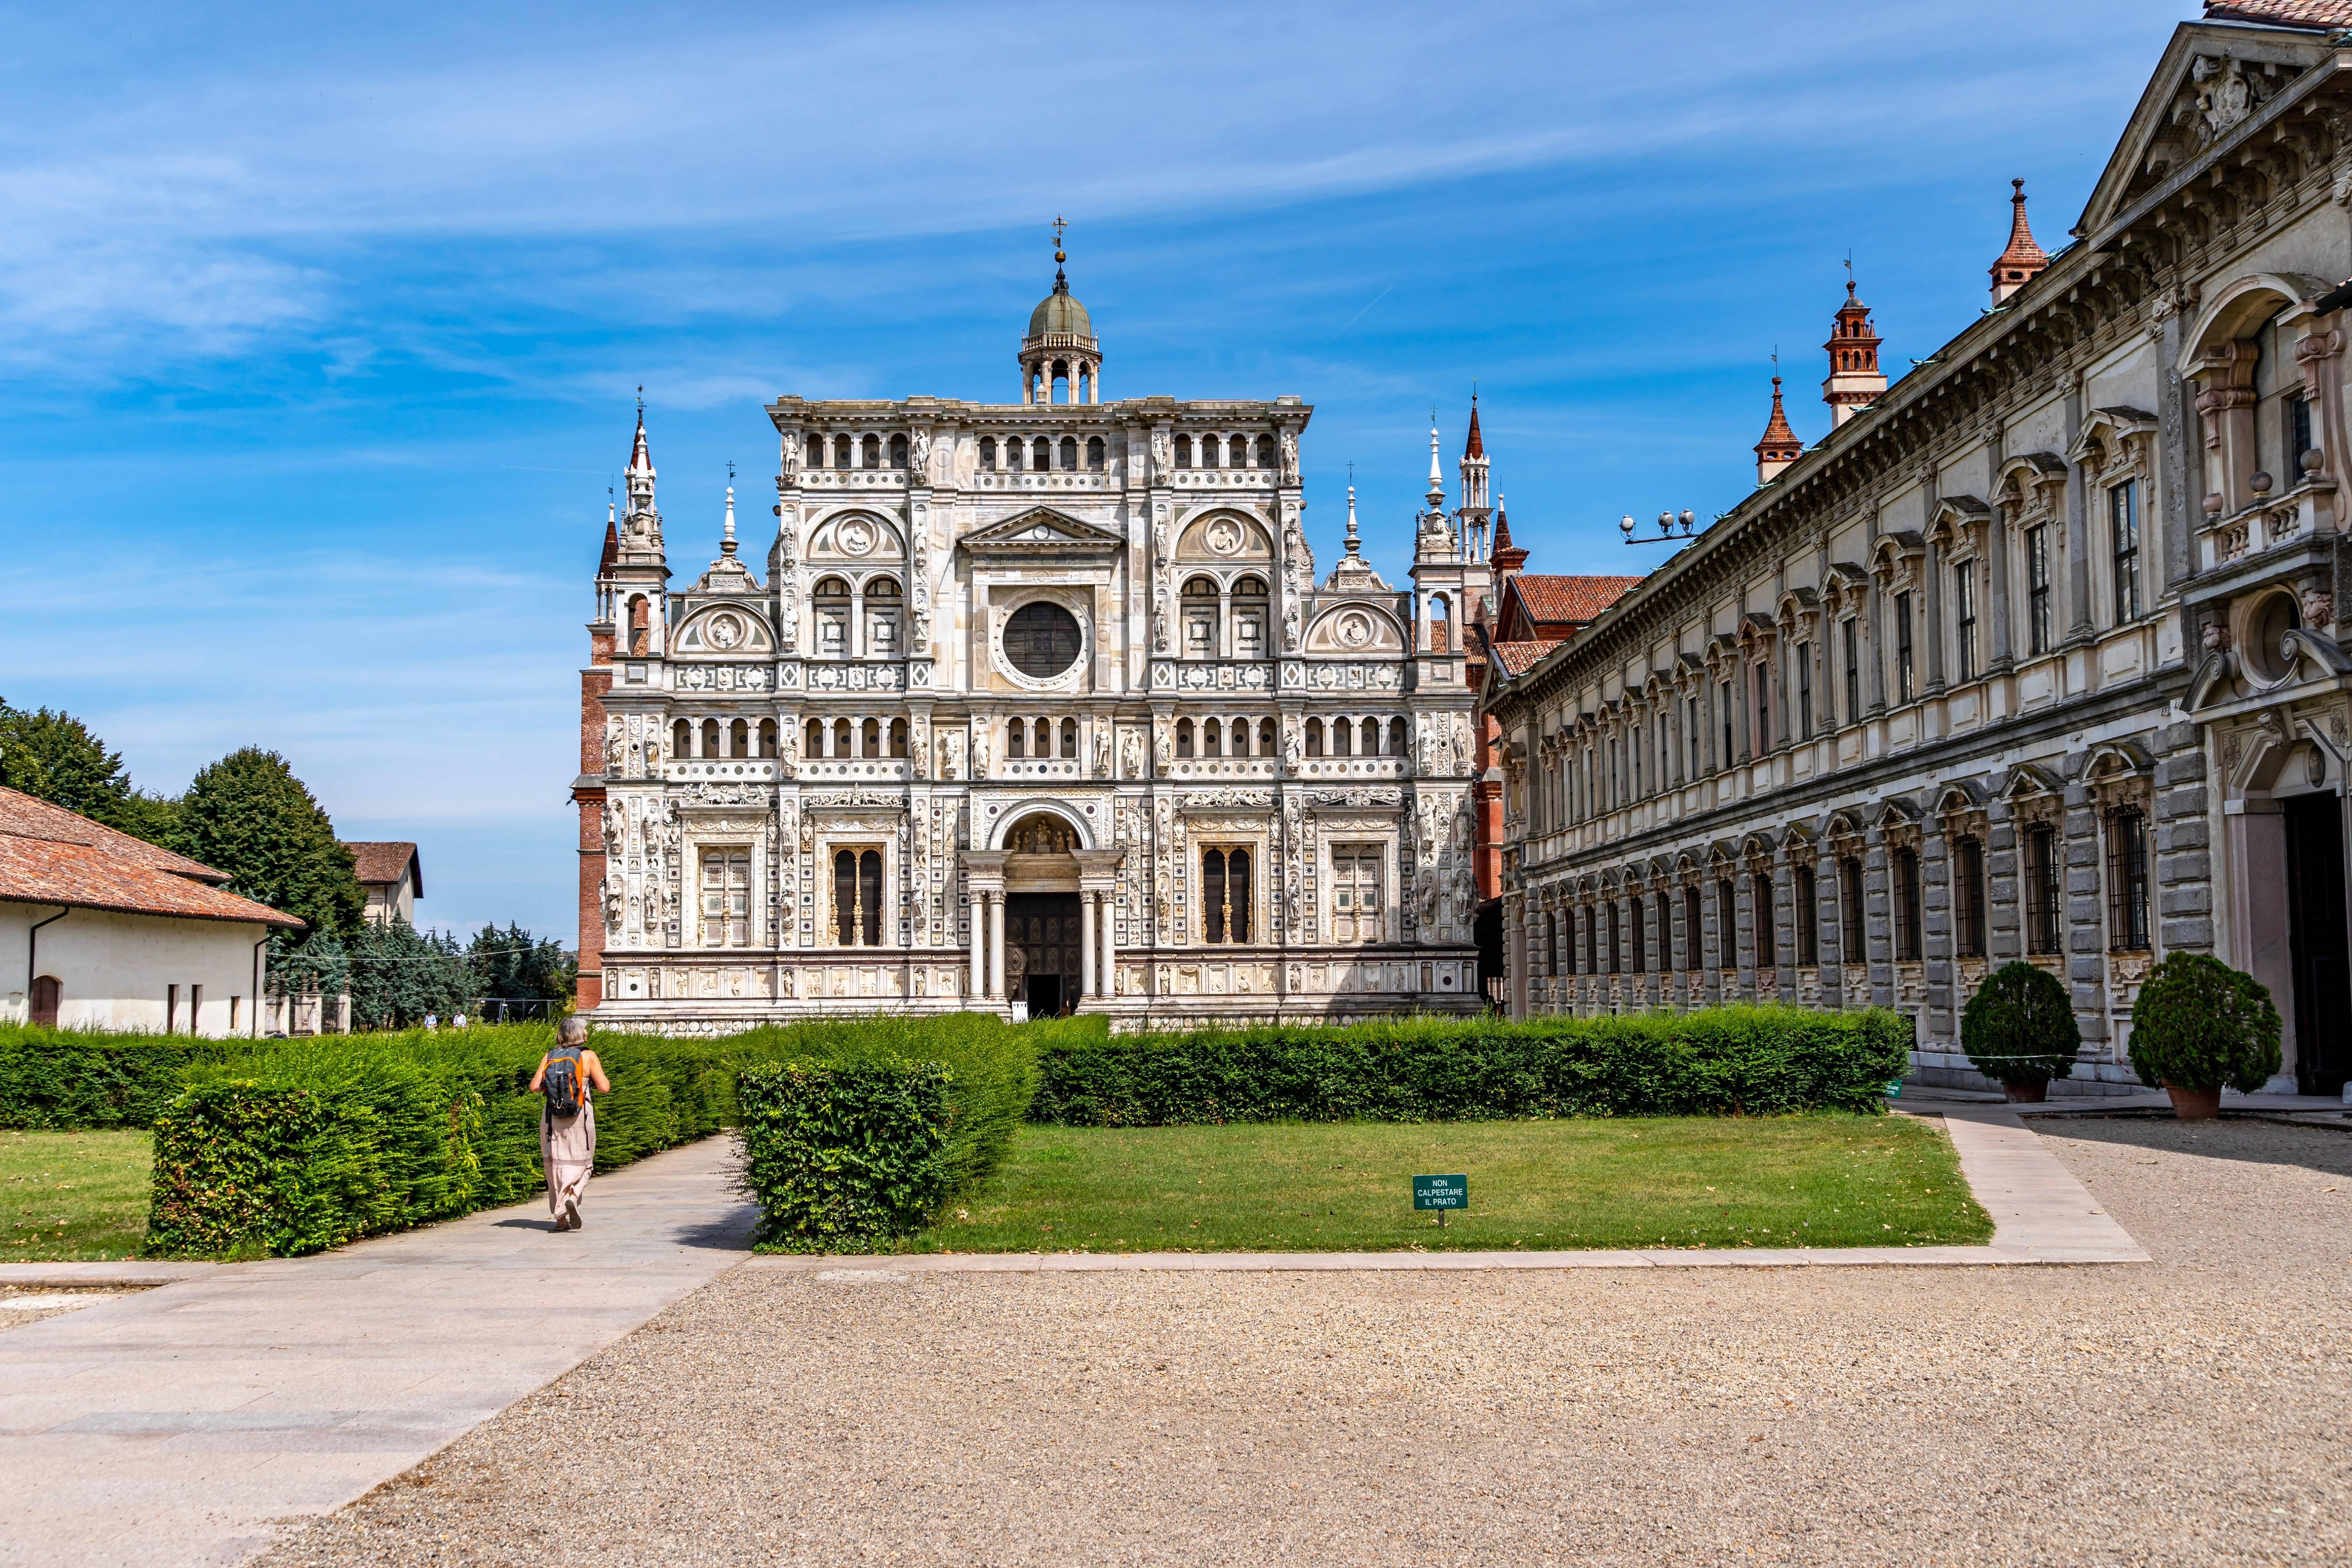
[573,256,1491,1028]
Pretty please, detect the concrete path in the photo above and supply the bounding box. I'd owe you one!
[756,1105,2150,1278]
[0,1135,756,1568]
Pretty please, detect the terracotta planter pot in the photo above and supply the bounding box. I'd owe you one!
[2165,1084,2223,1120]
[2002,1080,2049,1104]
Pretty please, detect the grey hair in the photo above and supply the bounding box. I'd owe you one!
[556,1016,589,1045]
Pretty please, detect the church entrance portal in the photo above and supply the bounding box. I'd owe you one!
[1007,892,1082,1017]
[2282,792,2352,1096]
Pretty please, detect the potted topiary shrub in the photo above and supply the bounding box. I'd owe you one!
[2127,952,2283,1120]
[1961,961,2079,1102]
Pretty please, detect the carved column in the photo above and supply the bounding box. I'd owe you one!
[1080,893,1096,1000]
[989,894,1005,1001]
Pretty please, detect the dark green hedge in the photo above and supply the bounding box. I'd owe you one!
[0,1028,191,1129]
[1029,1007,1912,1125]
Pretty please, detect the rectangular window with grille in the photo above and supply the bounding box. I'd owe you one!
[1754,663,1771,753]
[1683,885,1701,971]
[1752,871,1776,968]
[1631,895,1647,972]
[1794,863,1818,967]
[1687,697,1701,779]
[2106,809,2151,952]
[1955,837,1987,958]
[1954,564,1977,682]
[2024,825,2061,955]
[1608,901,1623,974]
[1842,617,1860,724]
[1797,645,1813,738]
[2027,524,2052,655]
[2292,394,2314,478]
[1719,681,1733,766]
[1895,592,1915,703]
[1330,846,1384,944]
[1892,847,1922,961]
[702,850,750,947]
[1839,855,1866,963]
[2110,480,2141,624]
[1717,877,1739,968]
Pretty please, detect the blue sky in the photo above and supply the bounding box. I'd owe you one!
[4,1,2187,938]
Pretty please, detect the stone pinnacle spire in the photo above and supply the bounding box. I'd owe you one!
[1755,375,1802,485]
[1990,179,2051,304]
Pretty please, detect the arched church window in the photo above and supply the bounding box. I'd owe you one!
[1233,575,1267,659]
[1256,435,1276,469]
[1229,436,1247,467]
[1331,716,1352,757]
[1389,716,1409,756]
[805,718,824,758]
[862,434,881,469]
[759,719,777,759]
[1004,601,1082,677]
[1202,718,1222,758]
[1201,435,1221,469]
[628,596,649,656]
[1031,437,1050,471]
[730,719,750,759]
[889,718,908,758]
[862,718,881,759]
[1086,437,1105,472]
[980,437,997,472]
[1174,434,1193,468]
[1182,576,1218,661]
[702,719,721,757]
[1059,436,1078,471]
[805,434,823,470]
[1305,718,1325,757]
[1032,718,1051,756]
[889,433,908,469]
[1176,718,1195,759]
[833,718,852,756]
[814,577,850,658]
[1004,435,1022,471]
[673,719,692,760]
[865,576,901,656]
[1060,718,1078,758]
[1007,720,1025,760]
[1259,718,1276,757]
[1360,718,1379,755]
[833,435,852,468]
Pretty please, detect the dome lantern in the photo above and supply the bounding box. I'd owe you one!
[1020,217,1102,405]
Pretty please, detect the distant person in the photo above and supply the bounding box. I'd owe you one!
[453,1010,468,1029]
[530,1017,609,1232]
[423,1011,439,1031]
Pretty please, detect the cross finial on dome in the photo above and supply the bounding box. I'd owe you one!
[1051,215,1068,290]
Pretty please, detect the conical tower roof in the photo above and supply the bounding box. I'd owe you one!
[1755,377,1800,456]
[1990,179,2050,301]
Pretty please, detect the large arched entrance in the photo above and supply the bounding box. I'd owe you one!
[1002,812,1083,1017]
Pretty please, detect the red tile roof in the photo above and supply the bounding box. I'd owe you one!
[0,787,303,929]
[1508,575,1644,626]
[344,841,421,893]
[1492,639,1562,676]
[2205,1,2352,26]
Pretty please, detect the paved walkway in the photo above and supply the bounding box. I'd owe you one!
[755,1105,2150,1278]
[0,1136,756,1568]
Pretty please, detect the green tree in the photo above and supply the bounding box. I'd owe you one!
[1960,961,2080,1087]
[466,923,575,1008]
[0,698,180,846]
[345,917,473,1031]
[2129,952,2283,1094]
[174,748,363,936]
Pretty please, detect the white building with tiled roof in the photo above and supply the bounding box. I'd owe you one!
[0,787,303,1035]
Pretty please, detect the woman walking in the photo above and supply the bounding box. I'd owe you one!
[530,1017,609,1232]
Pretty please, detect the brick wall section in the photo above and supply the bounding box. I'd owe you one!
[573,667,611,1010]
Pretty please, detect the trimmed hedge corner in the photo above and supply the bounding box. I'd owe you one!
[731,1013,1043,1251]
[1028,1007,1913,1126]
[737,1059,952,1251]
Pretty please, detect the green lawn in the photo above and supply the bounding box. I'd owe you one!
[901,1115,1992,1253]
[1,1129,153,1261]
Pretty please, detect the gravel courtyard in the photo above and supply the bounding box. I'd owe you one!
[258,1117,2352,1567]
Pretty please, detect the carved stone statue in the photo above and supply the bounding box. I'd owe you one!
[971,726,990,778]
[1093,727,1111,777]
[912,733,930,776]
[1279,429,1299,483]
[1121,729,1142,779]
[1151,430,1171,484]
[1154,724,1172,771]
[1283,601,1301,652]
[910,429,931,480]
[1283,724,1302,771]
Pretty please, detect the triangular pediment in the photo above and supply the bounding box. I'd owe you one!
[2077,22,2334,240]
[959,507,1127,553]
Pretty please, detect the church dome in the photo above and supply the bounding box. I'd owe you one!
[1027,282,1093,341]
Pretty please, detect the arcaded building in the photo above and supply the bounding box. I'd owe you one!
[572,246,1493,1028]
[1485,2,2352,1096]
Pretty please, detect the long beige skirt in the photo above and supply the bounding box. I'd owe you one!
[541,1100,596,1214]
